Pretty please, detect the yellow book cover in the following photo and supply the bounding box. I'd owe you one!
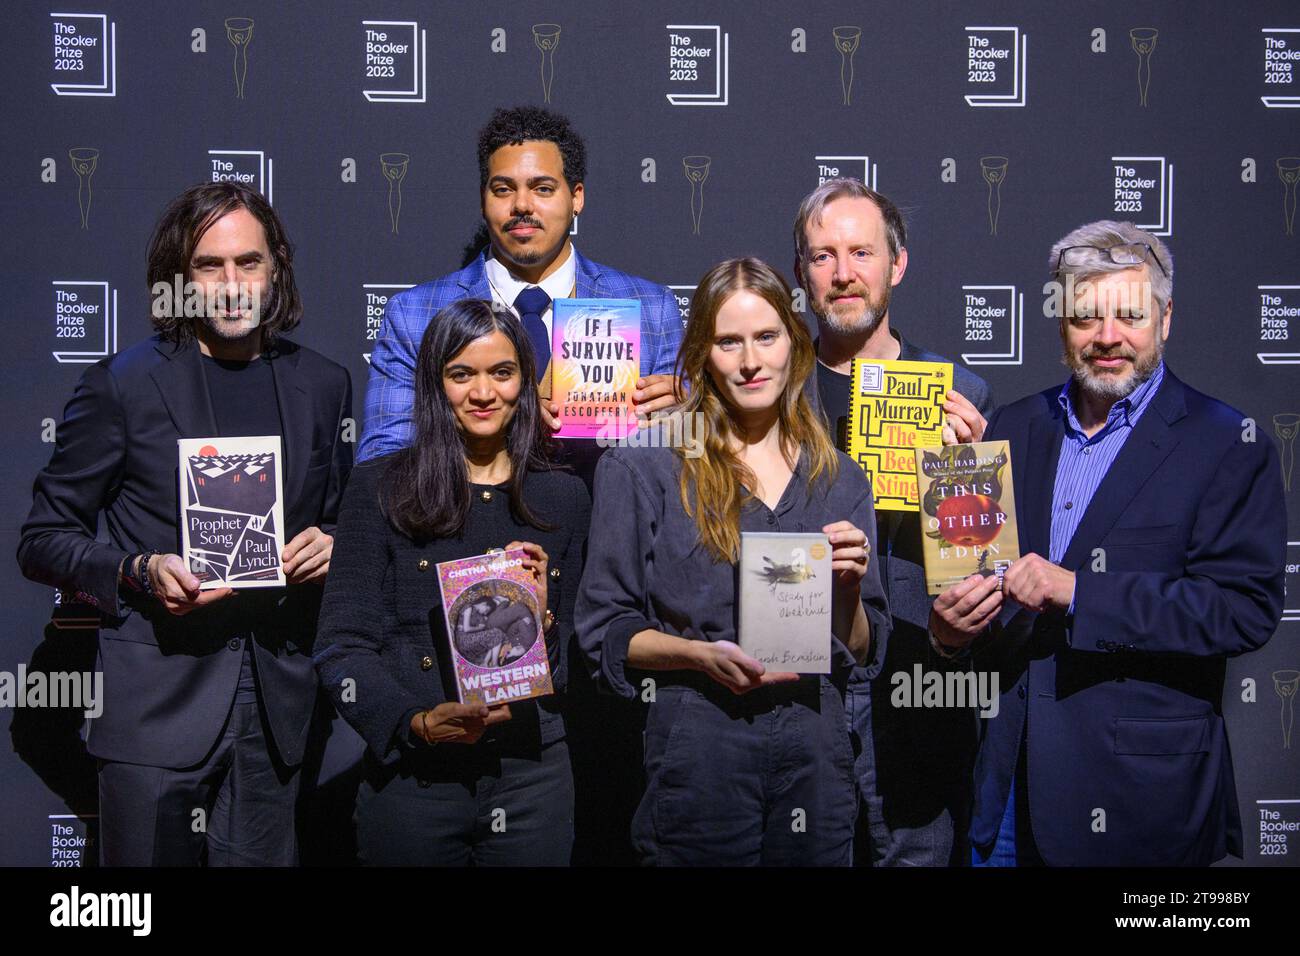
[914,440,1021,595]
[847,358,953,511]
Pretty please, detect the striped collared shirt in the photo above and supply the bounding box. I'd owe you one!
[1049,362,1165,566]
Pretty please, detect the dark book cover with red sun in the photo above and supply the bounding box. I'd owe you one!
[914,441,1021,595]
[178,436,286,589]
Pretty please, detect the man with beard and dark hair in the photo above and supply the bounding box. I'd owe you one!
[931,220,1285,865]
[792,178,992,867]
[18,182,353,865]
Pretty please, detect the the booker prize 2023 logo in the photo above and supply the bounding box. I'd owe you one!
[207,149,272,203]
[963,26,1027,107]
[1257,285,1300,365]
[362,284,413,363]
[362,20,426,103]
[961,286,1022,367]
[1110,156,1173,236]
[52,281,117,364]
[1262,28,1300,108]
[49,12,116,97]
[815,156,877,190]
[669,286,695,330]
[666,25,729,106]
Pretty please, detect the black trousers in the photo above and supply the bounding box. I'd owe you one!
[355,736,574,866]
[97,692,300,866]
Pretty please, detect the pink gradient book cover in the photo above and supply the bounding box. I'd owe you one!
[550,298,641,440]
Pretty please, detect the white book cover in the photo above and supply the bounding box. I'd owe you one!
[178,436,286,589]
[738,532,832,675]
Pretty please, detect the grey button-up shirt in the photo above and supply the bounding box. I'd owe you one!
[576,443,891,699]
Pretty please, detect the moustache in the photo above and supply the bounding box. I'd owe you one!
[1081,345,1137,361]
[504,216,544,231]
[825,285,870,302]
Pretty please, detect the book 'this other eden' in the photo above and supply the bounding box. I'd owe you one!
[914,440,1021,595]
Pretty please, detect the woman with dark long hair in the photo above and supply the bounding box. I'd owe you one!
[315,298,590,866]
[576,257,890,865]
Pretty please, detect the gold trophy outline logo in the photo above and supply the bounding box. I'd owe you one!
[683,156,711,235]
[225,18,254,99]
[833,26,861,106]
[1130,27,1157,107]
[1274,670,1300,748]
[380,153,410,234]
[1278,158,1300,237]
[1275,412,1299,493]
[533,24,561,103]
[980,156,1008,236]
[69,147,99,230]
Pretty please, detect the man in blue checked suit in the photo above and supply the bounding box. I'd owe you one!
[929,221,1285,866]
[359,105,685,463]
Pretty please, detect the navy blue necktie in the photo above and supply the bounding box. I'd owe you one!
[513,286,552,381]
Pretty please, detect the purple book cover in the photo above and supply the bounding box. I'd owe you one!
[436,549,553,706]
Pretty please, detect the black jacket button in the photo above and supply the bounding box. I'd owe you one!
[420,656,434,671]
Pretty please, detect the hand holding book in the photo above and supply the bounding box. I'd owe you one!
[147,553,234,616]
[1002,553,1075,615]
[409,701,512,746]
[929,573,1003,650]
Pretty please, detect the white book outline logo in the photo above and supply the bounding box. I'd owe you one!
[666,24,729,106]
[208,149,273,204]
[363,20,427,103]
[1256,285,1300,365]
[361,283,415,364]
[815,155,877,190]
[50,12,116,97]
[964,26,1027,108]
[1111,156,1174,236]
[960,286,1022,366]
[52,280,116,364]
[1261,28,1300,108]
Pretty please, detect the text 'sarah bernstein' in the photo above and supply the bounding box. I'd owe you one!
[738,532,832,674]
[914,440,1021,595]
[847,358,953,511]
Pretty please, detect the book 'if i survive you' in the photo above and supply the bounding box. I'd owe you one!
[549,298,641,440]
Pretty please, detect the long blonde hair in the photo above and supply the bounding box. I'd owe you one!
[674,257,839,563]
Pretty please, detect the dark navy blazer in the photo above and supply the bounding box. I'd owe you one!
[972,367,1285,865]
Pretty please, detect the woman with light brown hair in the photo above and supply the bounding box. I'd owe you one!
[576,257,890,865]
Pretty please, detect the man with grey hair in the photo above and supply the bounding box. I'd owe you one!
[793,178,992,867]
[930,220,1285,865]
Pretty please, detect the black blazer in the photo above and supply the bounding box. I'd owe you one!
[18,335,353,768]
[972,368,1285,865]
[314,457,591,765]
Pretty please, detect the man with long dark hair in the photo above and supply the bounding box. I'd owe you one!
[18,182,353,865]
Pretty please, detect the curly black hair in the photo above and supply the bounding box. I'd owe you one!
[476,105,587,192]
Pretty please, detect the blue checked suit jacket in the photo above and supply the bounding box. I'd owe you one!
[359,249,685,462]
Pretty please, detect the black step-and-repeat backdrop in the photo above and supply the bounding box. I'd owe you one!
[1,0,1296,867]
